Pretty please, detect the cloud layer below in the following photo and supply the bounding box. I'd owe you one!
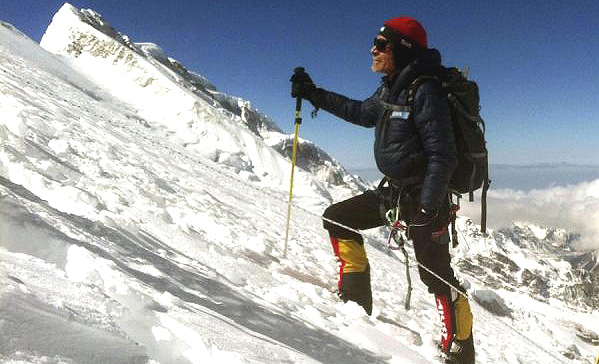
[460,179,599,251]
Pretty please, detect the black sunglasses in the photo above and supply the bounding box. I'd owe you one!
[373,37,390,52]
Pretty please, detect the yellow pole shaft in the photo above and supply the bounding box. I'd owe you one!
[283,114,301,257]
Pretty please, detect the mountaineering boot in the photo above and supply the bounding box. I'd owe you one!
[435,289,474,364]
[330,237,372,315]
[445,332,475,364]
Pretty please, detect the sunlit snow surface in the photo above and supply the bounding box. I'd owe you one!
[1,6,598,364]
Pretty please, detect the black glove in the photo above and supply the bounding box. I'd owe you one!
[290,68,317,100]
[407,208,437,242]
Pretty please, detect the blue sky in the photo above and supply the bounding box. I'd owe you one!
[2,0,599,169]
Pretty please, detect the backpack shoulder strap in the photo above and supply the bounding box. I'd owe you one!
[407,75,441,106]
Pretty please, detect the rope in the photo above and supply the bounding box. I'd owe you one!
[109,118,568,363]
[111,117,470,297]
[109,117,523,303]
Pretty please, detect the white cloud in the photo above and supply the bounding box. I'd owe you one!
[460,179,599,251]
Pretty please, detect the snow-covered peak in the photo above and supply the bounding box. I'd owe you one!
[41,3,275,136]
[42,3,133,55]
[39,3,367,202]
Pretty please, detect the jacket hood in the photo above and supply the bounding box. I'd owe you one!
[387,48,443,96]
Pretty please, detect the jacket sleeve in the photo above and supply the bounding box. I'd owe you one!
[412,80,457,211]
[309,87,381,128]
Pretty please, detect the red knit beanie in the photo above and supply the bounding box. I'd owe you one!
[380,17,427,48]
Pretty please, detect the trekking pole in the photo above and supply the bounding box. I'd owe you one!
[283,67,304,257]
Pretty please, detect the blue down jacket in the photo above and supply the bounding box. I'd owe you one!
[312,49,456,211]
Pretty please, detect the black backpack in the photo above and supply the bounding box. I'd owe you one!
[408,68,491,233]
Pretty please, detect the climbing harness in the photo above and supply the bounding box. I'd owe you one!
[384,189,462,310]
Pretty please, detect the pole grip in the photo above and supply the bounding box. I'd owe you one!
[295,98,302,124]
[293,66,304,125]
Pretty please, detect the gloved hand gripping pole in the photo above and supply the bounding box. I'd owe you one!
[283,67,304,257]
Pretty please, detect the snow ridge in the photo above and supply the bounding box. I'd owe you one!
[40,3,367,199]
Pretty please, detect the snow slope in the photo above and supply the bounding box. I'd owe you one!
[1,6,599,364]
